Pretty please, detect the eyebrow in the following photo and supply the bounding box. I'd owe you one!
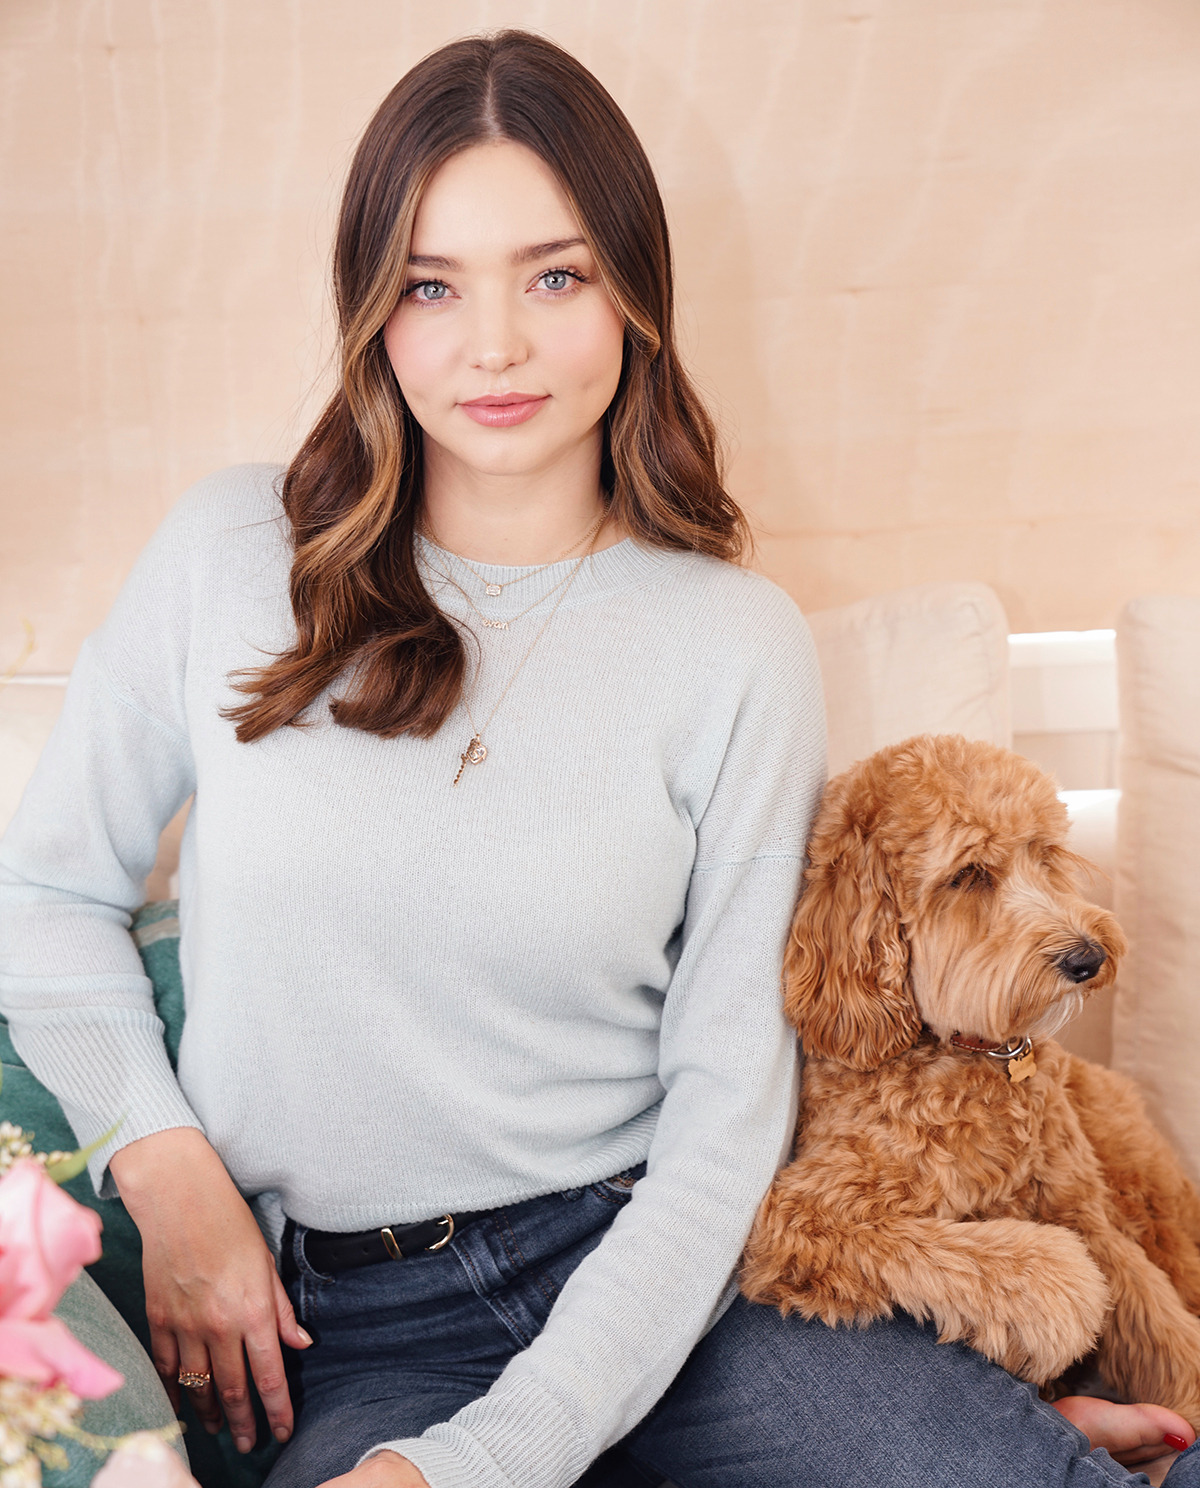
[407,237,587,272]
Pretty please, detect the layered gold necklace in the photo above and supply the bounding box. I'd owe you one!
[419,546,582,632]
[416,514,606,786]
[421,512,605,600]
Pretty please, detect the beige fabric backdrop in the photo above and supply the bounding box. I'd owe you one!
[4,0,1200,674]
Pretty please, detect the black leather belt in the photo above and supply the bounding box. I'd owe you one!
[283,1209,490,1278]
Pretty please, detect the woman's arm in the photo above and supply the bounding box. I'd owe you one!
[0,467,281,1185]
[0,482,208,1184]
[356,586,827,1488]
[0,468,308,1448]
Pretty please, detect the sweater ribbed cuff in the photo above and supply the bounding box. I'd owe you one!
[358,1377,587,1488]
[11,1012,204,1197]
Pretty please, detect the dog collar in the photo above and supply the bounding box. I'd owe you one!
[948,1032,1037,1084]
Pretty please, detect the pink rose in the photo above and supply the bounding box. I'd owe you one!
[0,1159,122,1397]
[92,1432,200,1488]
[0,1314,123,1396]
[0,1160,103,1319]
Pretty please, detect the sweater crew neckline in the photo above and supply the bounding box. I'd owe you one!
[415,534,682,617]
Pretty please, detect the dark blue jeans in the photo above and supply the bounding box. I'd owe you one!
[265,1171,1200,1488]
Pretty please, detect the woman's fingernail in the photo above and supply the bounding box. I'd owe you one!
[235,1437,253,1454]
[297,1327,312,1345]
[274,1427,290,1443]
[1164,1434,1189,1452]
[204,1421,221,1435]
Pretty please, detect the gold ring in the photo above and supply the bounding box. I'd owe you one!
[177,1371,212,1389]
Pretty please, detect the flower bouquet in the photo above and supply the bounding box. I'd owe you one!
[0,1112,197,1487]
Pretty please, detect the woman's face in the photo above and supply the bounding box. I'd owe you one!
[383,140,626,489]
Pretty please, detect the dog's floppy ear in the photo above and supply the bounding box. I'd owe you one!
[784,776,922,1071]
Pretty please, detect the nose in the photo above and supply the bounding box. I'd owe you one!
[468,295,529,375]
[1056,942,1107,983]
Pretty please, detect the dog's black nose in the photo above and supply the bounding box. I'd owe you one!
[1057,942,1107,983]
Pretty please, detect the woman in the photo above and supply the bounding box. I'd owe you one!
[0,30,1194,1488]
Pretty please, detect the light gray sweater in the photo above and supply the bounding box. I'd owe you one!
[0,464,826,1488]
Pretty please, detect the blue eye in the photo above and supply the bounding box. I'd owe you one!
[539,269,582,292]
[409,281,449,302]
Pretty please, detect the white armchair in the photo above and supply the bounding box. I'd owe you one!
[1113,596,1200,1184]
[806,579,1118,1071]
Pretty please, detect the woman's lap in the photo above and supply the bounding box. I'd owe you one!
[265,1180,629,1488]
[262,1179,1200,1488]
[625,1296,1163,1488]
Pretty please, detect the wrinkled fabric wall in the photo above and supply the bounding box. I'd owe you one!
[3,0,1200,670]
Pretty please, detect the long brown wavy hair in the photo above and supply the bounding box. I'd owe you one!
[227,29,749,742]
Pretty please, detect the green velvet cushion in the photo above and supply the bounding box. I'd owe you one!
[46,1268,186,1486]
[0,902,278,1488]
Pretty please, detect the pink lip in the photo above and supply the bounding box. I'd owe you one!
[460,393,549,428]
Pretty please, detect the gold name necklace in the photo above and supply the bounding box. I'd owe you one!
[418,543,580,631]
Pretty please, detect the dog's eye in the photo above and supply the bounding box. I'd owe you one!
[948,863,993,890]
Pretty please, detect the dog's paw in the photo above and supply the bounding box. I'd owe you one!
[740,1256,896,1328]
[952,1226,1111,1383]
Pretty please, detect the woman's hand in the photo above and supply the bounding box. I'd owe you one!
[110,1128,311,1452]
[317,1451,430,1488]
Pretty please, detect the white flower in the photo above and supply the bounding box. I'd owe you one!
[0,1381,80,1441]
[0,1449,40,1488]
[0,1419,27,1467]
[92,1433,199,1488]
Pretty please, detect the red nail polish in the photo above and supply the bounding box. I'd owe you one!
[1164,1434,1189,1452]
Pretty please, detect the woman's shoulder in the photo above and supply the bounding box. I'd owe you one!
[650,549,814,655]
[93,466,289,669]
[615,549,822,725]
[117,465,290,603]
[675,549,803,606]
[159,463,287,550]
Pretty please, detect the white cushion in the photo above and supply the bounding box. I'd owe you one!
[1112,596,1200,1181]
[1061,790,1119,910]
[807,581,1011,777]
[1056,790,1120,1067]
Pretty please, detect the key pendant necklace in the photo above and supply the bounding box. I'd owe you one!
[449,525,600,786]
[453,735,488,786]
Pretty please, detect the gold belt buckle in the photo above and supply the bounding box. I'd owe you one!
[379,1214,454,1261]
[427,1214,455,1251]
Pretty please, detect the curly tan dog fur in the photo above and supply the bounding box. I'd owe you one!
[741,734,1200,1424]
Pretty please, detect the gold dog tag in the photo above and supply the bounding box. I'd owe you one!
[1007,1049,1037,1083]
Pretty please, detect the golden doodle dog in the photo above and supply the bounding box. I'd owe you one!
[741,733,1200,1425]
